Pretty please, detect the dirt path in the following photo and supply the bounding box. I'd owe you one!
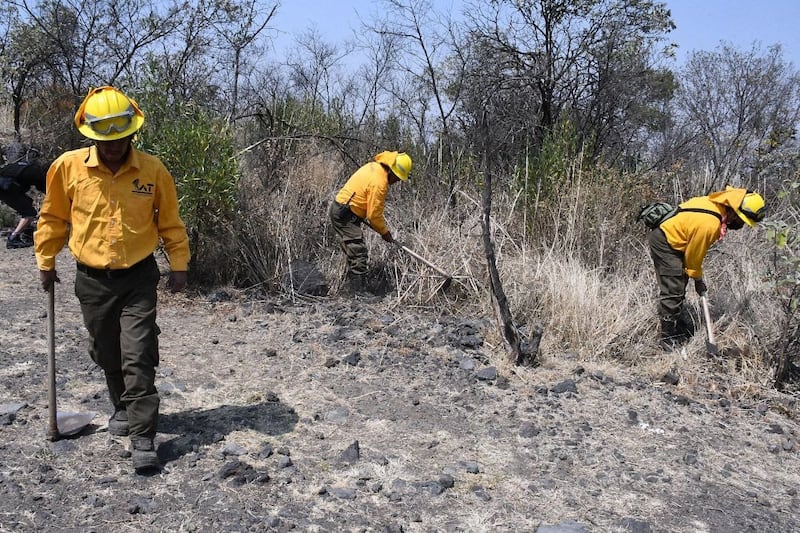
[1,242,800,532]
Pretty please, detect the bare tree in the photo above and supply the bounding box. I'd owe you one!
[210,0,277,121]
[461,0,674,164]
[675,42,800,190]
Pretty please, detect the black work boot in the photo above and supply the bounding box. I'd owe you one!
[659,318,683,351]
[108,408,129,436]
[6,233,33,249]
[349,273,368,295]
[131,436,160,472]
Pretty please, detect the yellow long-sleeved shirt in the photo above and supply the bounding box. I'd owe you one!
[659,187,747,279]
[34,146,190,272]
[334,159,392,235]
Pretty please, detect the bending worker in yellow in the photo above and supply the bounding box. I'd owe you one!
[648,186,765,350]
[329,151,411,294]
[34,86,190,472]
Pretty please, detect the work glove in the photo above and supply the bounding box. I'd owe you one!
[167,271,188,293]
[381,231,394,243]
[694,278,707,296]
[39,270,60,292]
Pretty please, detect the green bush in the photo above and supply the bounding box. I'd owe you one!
[133,72,239,285]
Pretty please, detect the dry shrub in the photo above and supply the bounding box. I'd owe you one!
[235,139,345,292]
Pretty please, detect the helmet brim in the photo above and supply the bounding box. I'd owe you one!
[735,207,758,227]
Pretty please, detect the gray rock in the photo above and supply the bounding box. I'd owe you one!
[458,357,476,371]
[259,442,274,458]
[621,518,653,533]
[0,403,25,416]
[472,485,491,501]
[475,366,498,381]
[342,351,361,366]
[222,442,247,456]
[340,440,360,463]
[328,486,357,500]
[551,379,578,395]
[284,259,328,296]
[324,407,349,424]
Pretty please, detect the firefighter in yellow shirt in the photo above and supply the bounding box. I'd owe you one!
[329,151,411,294]
[648,186,765,350]
[34,86,190,472]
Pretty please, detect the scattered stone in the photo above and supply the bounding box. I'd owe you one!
[661,372,680,385]
[284,259,329,296]
[342,352,361,366]
[620,517,653,533]
[340,440,360,464]
[767,423,785,434]
[472,485,491,501]
[324,408,349,424]
[438,474,455,489]
[259,442,274,459]
[277,456,293,468]
[551,379,578,395]
[324,357,339,368]
[458,357,476,371]
[475,366,497,381]
[222,442,247,456]
[417,481,445,495]
[519,422,540,438]
[328,486,357,500]
[218,460,243,479]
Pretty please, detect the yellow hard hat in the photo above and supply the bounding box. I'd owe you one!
[74,86,145,141]
[391,152,412,181]
[735,191,766,227]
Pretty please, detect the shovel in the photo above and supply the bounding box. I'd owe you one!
[47,284,95,440]
[699,293,720,357]
[362,220,454,291]
[393,241,453,291]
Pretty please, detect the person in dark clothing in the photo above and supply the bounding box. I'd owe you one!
[0,158,47,248]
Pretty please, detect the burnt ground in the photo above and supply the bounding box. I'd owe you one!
[1,241,800,533]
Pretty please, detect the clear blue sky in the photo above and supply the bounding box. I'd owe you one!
[667,0,800,65]
[271,0,800,67]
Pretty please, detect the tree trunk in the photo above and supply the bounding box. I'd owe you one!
[478,112,540,366]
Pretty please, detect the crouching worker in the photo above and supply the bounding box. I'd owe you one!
[34,86,190,472]
[648,186,765,350]
[328,150,411,294]
[0,156,47,249]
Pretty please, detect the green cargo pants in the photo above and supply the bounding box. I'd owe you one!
[328,201,368,275]
[74,255,161,438]
[647,228,689,320]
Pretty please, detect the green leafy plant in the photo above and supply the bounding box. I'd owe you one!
[763,182,800,388]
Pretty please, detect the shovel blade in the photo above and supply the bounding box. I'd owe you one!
[705,340,720,357]
[56,410,96,436]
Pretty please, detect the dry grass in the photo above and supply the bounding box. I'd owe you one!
[219,139,790,392]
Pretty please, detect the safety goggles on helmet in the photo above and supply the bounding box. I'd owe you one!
[735,191,766,227]
[84,109,135,136]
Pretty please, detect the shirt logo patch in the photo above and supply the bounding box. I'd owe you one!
[132,178,154,195]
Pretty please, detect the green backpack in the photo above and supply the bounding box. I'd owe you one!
[637,202,678,229]
[638,202,723,229]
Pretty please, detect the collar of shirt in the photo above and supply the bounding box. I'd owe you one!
[84,145,143,174]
